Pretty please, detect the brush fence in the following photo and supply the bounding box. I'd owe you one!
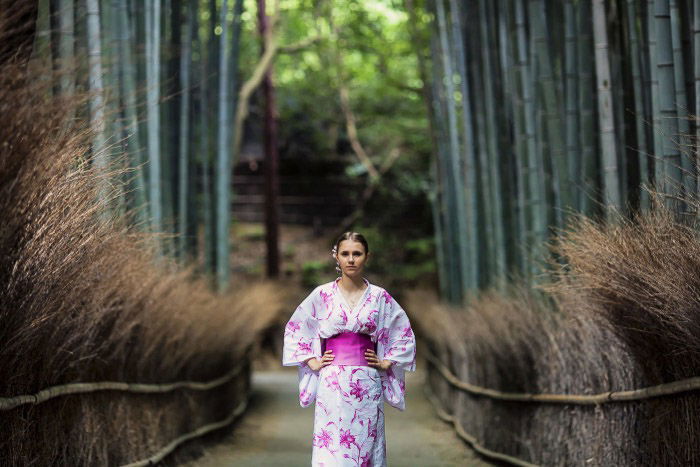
[423,341,700,466]
[1,347,254,466]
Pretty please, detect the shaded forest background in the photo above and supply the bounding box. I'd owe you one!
[31,0,700,304]
[31,0,436,295]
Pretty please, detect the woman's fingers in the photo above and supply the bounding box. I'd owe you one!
[321,350,334,366]
[365,349,381,367]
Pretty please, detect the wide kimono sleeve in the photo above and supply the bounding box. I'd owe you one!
[376,290,417,411]
[282,286,323,407]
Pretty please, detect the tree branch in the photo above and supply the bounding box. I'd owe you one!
[278,34,325,53]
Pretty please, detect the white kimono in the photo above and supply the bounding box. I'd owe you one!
[283,277,417,466]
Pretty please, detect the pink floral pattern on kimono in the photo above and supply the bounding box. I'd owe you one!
[283,277,417,466]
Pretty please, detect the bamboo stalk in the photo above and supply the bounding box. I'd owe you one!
[626,0,651,212]
[145,0,163,241]
[578,0,598,217]
[500,0,527,276]
[670,0,693,202]
[592,0,621,217]
[177,0,194,260]
[448,0,478,294]
[428,24,453,300]
[86,0,109,212]
[216,0,231,291]
[564,0,580,213]
[115,0,149,228]
[477,0,506,288]
[435,0,466,303]
[515,0,546,278]
[530,0,569,229]
[654,0,683,207]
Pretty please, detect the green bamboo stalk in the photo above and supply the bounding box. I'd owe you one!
[448,0,478,293]
[177,0,194,261]
[610,1,628,215]
[429,26,456,300]
[435,0,466,303]
[477,0,506,289]
[498,0,526,276]
[115,0,148,228]
[530,0,569,230]
[145,0,163,242]
[406,0,450,299]
[427,15,452,299]
[564,0,580,213]
[647,0,663,196]
[592,0,621,217]
[578,0,598,217]
[57,0,75,98]
[32,0,53,87]
[654,0,683,207]
[216,0,231,292]
[199,0,214,277]
[515,0,546,279]
[105,0,127,217]
[206,0,218,276]
[626,0,650,212]
[670,0,693,202]
[86,0,109,216]
[469,25,495,284]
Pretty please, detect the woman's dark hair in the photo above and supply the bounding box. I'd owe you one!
[333,231,369,254]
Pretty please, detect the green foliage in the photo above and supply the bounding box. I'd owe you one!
[301,260,327,288]
[356,224,436,290]
[240,0,437,288]
[283,243,296,260]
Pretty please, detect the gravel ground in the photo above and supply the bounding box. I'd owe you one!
[181,365,491,467]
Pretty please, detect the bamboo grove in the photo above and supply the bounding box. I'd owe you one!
[34,0,245,291]
[426,0,700,304]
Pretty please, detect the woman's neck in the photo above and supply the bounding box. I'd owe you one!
[338,274,366,291]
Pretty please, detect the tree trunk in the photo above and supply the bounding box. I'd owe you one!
[258,0,280,278]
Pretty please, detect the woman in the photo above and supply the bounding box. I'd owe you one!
[283,231,417,466]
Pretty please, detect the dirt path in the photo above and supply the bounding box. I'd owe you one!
[183,366,491,466]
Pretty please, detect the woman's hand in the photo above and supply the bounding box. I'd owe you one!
[365,349,393,371]
[305,350,334,371]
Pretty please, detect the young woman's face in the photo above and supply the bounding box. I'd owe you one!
[336,239,368,277]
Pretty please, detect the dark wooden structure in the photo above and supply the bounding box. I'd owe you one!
[232,158,362,226]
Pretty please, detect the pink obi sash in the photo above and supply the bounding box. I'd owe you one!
[322,332,375,366]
